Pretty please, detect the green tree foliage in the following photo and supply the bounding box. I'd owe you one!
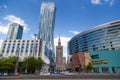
[22,57,44,73]
[86,62,93,73]
[0,56,16,72]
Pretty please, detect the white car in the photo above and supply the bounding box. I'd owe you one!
[40,72,50,75]
[64,72,74,76]
[3,73,8,76]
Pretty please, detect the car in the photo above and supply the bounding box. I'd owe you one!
[64,72,74,76]
[3,73,8,76]
[0,73,3,76]
[8,73,14,76]
[40,72,50,75]
[14,72,19,76]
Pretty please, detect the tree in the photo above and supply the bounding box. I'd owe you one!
[86,62,93,73]
[0,56,16,73]
[36,58,44,72]
[22,57,44,73]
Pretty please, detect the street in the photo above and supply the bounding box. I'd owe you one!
[0,74,120,80]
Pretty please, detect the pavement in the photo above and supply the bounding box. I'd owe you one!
[0,74,120,80]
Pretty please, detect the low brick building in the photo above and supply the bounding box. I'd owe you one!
[71,52,91,72]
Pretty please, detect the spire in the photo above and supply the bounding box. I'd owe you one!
[58,34,61,46]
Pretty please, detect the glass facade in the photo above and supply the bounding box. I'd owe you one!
[68,20,120,55]
[6,23,23,39]
[68,20,120,74]
[38,2,56,59]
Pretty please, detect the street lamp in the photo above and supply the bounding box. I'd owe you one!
[33,34,37,57]
[14,47,20,75]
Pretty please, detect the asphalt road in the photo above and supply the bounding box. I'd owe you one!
[0,74,120,80]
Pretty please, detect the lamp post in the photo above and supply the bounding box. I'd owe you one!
[14,47,20,75]
[33,34,37,57]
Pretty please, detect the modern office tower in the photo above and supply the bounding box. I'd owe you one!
[6,23,24,39]
[68,20,120,74]
[56,36,65,71]
[0,40,49,64]
[38,2,56,66]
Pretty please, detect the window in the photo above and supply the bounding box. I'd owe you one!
[30,50,32,52]
[21,49,23,53]
[7,50,9,53]
[2,50,4,53]
[91,54,99,59]
[11,50,14,53]
[26,50,28,53]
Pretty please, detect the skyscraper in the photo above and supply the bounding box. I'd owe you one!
[56,36,63,70]
[6,23,24,39]
[68,20,120,74]
[38,2,56,61]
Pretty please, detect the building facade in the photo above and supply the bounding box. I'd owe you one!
[90,50,120,74]
[68,20,120,74]
[6,23,23,39]
[0,39,50,64]
[38,2,56,61]
[71,52,91,72]
[56,36,65,71]
[63,57,66,70]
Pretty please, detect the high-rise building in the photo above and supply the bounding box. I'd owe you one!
[68,20,120,55]
[68,20,120,74]
[56,36,65,71]
[6,23,24,39]
[38,2,56,64]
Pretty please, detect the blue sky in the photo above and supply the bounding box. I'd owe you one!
[0,0,120,57]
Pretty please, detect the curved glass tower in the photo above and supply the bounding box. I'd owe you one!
[38,2,56,61]
[68,20,120,55]
[68,20,120,74]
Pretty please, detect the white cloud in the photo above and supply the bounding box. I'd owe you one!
[3,5,7,9]
[109,0,115,6]
[90,0,115,6]
[31,34,38,39]
[91,0,101,5]
[0,40,3,49]
[54,36,71,57]
[31,34,35,39]
[0,4,7,9]
[104,0,115,6]
[104,0,110,2]
[0,15,29,35]
[0,24,9,34]
[4,15,30,33]
[0,21,2,24]
[69,30,80,35]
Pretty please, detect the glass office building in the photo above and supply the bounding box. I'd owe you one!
[68,20,120,74]
[6,23,23,39]
[38,2,56,61]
